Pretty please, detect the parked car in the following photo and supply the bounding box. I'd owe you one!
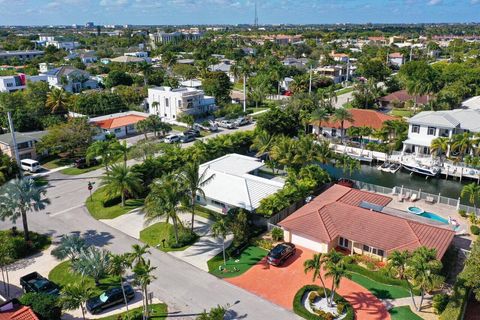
[164,134,181,144]
[86,284,135,315]
[267,243,296,266]
[216,119,238,129]
[234,117,251,126]
[20,272,60,295]
[74,157,99,169]
[180,134,196,143]
[183,128,201,137]
[20,159,41,173]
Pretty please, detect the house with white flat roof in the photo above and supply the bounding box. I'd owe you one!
[403,109,480,155]
[197,154,285,213]
[462,96,480,110]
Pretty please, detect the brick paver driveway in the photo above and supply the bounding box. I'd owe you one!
[226,247,390,320]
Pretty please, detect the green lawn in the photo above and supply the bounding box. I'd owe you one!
[40,157,73,170]
[33,177,49,187]
[48,261,120,295]
[389,306,423,320]
[60,164,103,175]
[140,222,198,252]
[194,205,220,221]
[97,303,168,320]
[246,107,268,114]
[208,246,268,279]
[348,272,411,299]
[86,188,144,220]
[390,108,415,118]
[336,87,354,95]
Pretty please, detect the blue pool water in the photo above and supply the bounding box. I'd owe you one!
[419,211,449,224]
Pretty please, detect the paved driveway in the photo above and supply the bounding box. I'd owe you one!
[226,247,390,320]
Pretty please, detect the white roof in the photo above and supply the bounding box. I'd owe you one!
[199,154,284,211]
[462,96,480,110]
[408,109,480,132]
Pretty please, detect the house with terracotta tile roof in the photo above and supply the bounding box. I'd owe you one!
[310,108,397,140]
[0,299,39,320]
[378,90,429,109]
[89,111,149,140]
[388,52,405,67]
[279,184,455,261]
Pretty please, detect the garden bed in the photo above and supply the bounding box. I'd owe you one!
[86,188,144,220]
[140,222,198,252]
[293,285,355,320]
[0,229,51,261]
[97,303,168,319]
[207,245,267,279]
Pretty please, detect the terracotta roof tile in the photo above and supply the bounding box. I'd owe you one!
[379,90,429,105]
[0,306,39,320]
[310,109,397,131]
[92,115,147,130]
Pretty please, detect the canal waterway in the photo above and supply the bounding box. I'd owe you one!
[321,163,471,204]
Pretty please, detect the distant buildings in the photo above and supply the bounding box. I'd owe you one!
[38,36,80,50]
[0,74,48,93]
[0,50,44,62]
[208,60,235,82]
[147,86,216,121]
[315,65,351,84]
[149,30,204,47]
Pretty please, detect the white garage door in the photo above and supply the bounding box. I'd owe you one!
[291,234,327,253]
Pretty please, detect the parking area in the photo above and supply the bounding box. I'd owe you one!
[226,246,390,320]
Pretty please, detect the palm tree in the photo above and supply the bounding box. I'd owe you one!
[303,253,329,303]
[250,130,275,158]
[51,234,89,261]
[133,259,157,320]
[333,108,354,143]
[310,108,330,133]
[111,140,131,167]
[178,162,215,233]
[86,140,117,172]
[270,136,297,171]
[406,247,443,311]
[0,243,13,298]
[46,88,70,113]
[451,132,473,158]
[136,119,150,140]
[61,279,93,320]
[137,62,152,87]
[211,216,231,266]
[144,173,186,244]
[71,247,110,286]
[108,253,132,312]
[461,183,480,208]
[430,137,450,159]
[387,250,410,280]
[100,164,142,207]
[0,178,50,241]
[323,250,348,306]
[129,244,151,267]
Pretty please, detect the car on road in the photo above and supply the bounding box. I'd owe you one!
[234,117,251,126]
[216,119,238,129]
[183,128,201,137]
[180,134,196,143]
[86,284,135,314]
[74,157,99,169]
[20,272,60,295]
[266,243,296,266]
[20,159,41,173]
[164,134,181,144]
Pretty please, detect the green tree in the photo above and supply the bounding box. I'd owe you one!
[303,253,329,303]
[108,253,132,312]
[60,279,93,320]
[461,183,480,207]
[333,107,353,143]
[71,247,110,286]
[460,238,480,301]
[110,140,131,167]
[137,61,153,87]
[387,250,410,280]
[100,164,143,207]
[450,132,473,157]
[20,292,62,320]
[323,250,349,306]
[211,216,231,266]
[128,244,151,268]
[178,162,215,233]
[46,88,70,114]
[196,305,227,320]
[86,140,119,172]
[430,137,450,159]
[202,71,232,105]
[133,259,157,319]
[250,130,275,157]
[51,234,89,261]
[0,178,50,241]
[357,58,391,81]
[105,70,133,88]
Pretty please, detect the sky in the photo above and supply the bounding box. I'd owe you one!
[0,0,479,26]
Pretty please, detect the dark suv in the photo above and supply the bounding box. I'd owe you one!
[86,284,135,314]
[267,243,296,266]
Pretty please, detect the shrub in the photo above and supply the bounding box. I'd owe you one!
[458,209,467,217]
[19,292,62,320]
[336,303,346,314]
[470,225,480,235]
[251,238,274,250]
[433,293,449,314]
[168,229,198,248]
[0,230,51,260]
[293,285,354,320]
[308,291,319,304]
[271,227,284,241]
[439,280,469,320]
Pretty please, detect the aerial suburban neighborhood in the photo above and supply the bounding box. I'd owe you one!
[0,1,480,320]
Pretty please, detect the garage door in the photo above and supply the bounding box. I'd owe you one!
[291,234,327,253]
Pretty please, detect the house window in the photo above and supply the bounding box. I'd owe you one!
[427,127,436,136]
[114,128,122,133]
[377,249,384,257]
[165,98,169,107]
[363,245,370,252]
[411,125,420,133]
[331,129,337,137]
[338,237,349,248]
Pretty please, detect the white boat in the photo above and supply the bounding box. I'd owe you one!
[378,162,391,171]
[402,163,441,177]
[388,163,401,173]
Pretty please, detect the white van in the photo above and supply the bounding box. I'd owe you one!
[20,159,41,173]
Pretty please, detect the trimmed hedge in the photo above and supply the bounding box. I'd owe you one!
[439,281,469,320]
[293,285,355,320]
[346,264,420,295]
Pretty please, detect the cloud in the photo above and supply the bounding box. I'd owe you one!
[99,0,129,6]
[427,0,442,5]
[471,0,480,4]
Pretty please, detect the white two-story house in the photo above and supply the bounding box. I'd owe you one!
[41,66,98,93]
[147,86,216,121]
[403,109,480,156]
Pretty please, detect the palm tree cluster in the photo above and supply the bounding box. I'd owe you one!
[431,131,480,161]
[387,247,443,311]
[135,115,172,140]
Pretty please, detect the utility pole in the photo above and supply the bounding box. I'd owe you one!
[308,66,313,95]
[254,0,258,28]
[243,74,247,113]
[7,111,22,178]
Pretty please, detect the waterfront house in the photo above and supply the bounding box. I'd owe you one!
[197,154,284,213]
[279,184,455,261]
[402,109,480,155]
[310,108,396,140]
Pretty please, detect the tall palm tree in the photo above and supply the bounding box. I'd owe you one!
[179,162,215,233]
[430,137,450,159]
[86,140,117,172]
[129,244,151,267]
[111,140,131,167]
[270,136,297,171]
[323,250,348,306]
[0,178,50,241]
[461,183,480,207]
[61,279,93,320]
[46,88,70,113]
[108,253,132,312]
[303,253,329,303]
[250,130,275,158]
[451,132,473,158]
[133,259,157,320]
[144,173,186,244]
[211,216,231,266]
[387,250,410,280]
[137,62,152,87]
[333,108,354,143]
[100,164,142,207]
[309,108,330,135]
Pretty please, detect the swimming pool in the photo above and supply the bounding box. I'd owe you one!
[419,211,449,224]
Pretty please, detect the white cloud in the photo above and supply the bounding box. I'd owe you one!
[427,0,442,5]
[99,0,129,6]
